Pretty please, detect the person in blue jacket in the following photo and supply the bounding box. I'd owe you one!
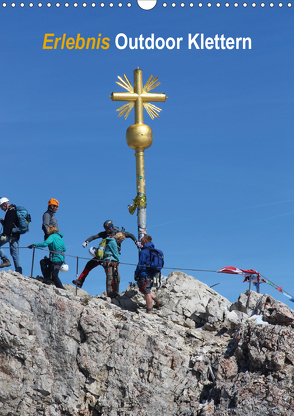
[134,234,162,314]
[28,225,66,289]
[103,232,125,298]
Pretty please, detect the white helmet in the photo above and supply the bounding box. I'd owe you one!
[60,263,69,273]
[0,197,9,206]
[89,247,97,257]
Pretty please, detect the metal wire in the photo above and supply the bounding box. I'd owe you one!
[3,246,294,300]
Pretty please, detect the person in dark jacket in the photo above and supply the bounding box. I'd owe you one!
[0,197,22,273]
[28,225,66,289]
[41,198,59,279]
[135,234,162,314]
[72,220,137,288]
[42,198,59,240]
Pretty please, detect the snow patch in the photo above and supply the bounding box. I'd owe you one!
[249,314,269,326]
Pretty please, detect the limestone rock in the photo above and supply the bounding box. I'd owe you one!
[230,289,263,315]
[116,271,233,331]
[254,293,294,327]
[0,269,293,416]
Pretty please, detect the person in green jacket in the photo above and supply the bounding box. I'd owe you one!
[28,225,66,289]
[103,232,125,298]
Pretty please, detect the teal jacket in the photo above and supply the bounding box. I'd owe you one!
[103,237,119,262]
[34,232,66,263]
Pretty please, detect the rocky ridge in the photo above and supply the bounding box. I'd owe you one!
[0,269,293,416]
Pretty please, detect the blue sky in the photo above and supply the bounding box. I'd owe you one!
[1,3,294,307]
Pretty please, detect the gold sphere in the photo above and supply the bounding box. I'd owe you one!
[126,123,153,150]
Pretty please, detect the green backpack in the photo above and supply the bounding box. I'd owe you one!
[96,238,107,260]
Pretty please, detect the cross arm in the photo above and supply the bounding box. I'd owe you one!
[110,92,139,102]
[141,93,167,103]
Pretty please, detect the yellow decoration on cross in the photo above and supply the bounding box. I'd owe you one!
[110,68,167,123]
[110,68,167,240]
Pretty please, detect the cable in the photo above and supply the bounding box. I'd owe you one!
[260,274,294,299]
[19,247,217,272]
[3,246,294,300]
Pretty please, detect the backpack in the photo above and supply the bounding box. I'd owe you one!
[95,238,107,260]
[112,226,121,235]
[146,247,164,272]
[13,206,31,234]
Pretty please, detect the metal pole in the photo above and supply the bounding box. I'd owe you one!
[246,277,252,314]
[110,68,167,242]
[75,256,79,295]
[135,149,147,241]
[30,247,35,278]
[257,277,260,293]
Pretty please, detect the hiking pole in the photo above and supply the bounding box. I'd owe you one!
[75,256,79,296]
[30,246,35,278]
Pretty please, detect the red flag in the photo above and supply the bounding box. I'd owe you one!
[217,267,260,283]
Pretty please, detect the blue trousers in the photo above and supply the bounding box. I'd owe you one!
[0,236,22,274]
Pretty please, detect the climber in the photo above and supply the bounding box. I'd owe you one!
[28,225,66,289]
[41,198,60,282]
[103,232,126,297]
[72,220,137,288]
[42,198,59,240]
[0,197,22,274]
[134,234,163,314]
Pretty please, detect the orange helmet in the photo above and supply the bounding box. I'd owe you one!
[48,198,59,207]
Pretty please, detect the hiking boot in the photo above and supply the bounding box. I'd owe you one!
[154,298,163,308]
[36,275,44,282]
[110,291,120,298]
[72,279,83,288]
[0,259,11,268]
[43,279,53,285]
[146,308,153,314]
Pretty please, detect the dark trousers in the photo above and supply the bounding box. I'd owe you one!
[104,263,120,297]
[138,276,153,295]
[77,259,120,296]
[40,257,51,279]
[40,257,64,289]
[77,258,101,283]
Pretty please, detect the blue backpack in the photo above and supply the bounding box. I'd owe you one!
[146,247,164,272]
[12,206,32,234]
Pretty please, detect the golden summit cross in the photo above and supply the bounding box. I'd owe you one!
[110,68,167,241]
[110,68,167,123]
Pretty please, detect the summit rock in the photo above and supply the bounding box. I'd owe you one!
[0,270,293,415]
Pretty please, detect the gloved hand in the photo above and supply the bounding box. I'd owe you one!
[28,244,34,249]
[136,241,142,248]
[82,241,88,248]
[0,235,7,242]
[134,275,139,281]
